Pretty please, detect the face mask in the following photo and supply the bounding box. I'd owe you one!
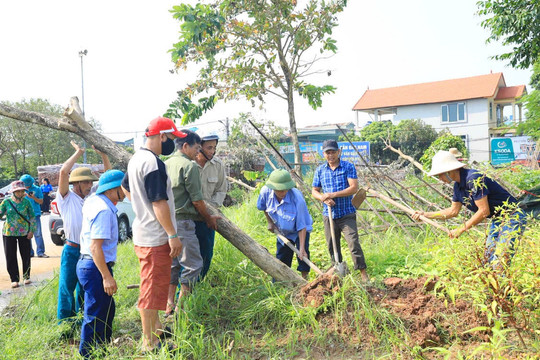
[444,172,454,183]
[161,137,175,156]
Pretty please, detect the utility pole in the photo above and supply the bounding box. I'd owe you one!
[79,49,88,163]
[218,117,230,142]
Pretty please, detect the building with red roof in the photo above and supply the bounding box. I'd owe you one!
[352,73,527,162]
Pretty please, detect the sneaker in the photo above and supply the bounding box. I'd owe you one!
[37,254,50,258]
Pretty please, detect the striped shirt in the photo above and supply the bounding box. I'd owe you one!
[312,160,358,219]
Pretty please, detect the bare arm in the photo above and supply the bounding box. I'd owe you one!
[93,145,111,171]
[28,192,43,205]
[450,196,490,238]
[192,200,220,230]
[414,201,463,221]
[152,199,182,258]
[321,178,359,200]
[59,141,85,197]
[89,239,117,296]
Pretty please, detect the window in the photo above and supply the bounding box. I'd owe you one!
[441,102,466,123]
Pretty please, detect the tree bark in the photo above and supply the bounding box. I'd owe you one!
[207,203,306,286]
[0,98,307,286]
[0,97,132,167]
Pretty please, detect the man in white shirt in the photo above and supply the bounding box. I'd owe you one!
[56,141,110,331]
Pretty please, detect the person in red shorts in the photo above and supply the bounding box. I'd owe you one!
[122,117,185,353]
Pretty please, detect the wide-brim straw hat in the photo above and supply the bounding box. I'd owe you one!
[448,148,463,157]
[266,169,296,191]
[9,180,27,193]
[69,167,99,184]
[428,150,466,176]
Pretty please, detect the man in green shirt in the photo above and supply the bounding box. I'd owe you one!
[165,130,219,314]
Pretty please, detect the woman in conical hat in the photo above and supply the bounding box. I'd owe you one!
[412,151,526,264]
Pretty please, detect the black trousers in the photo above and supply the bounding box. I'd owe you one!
[323,213,367,270]
[3,235,31,282]
[41,193,51,213]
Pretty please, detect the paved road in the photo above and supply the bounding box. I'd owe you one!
[0,214,64,291]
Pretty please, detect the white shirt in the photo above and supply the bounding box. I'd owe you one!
[56,189,85,244]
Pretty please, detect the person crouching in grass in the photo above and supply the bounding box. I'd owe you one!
[76,170,125,359]
[257,169,313,280]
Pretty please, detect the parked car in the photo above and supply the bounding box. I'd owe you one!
[49,197,136,246]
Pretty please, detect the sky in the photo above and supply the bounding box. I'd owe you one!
[0,0,533,143]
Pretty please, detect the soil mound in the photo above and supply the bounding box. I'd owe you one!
[368,276,489,347]
[299,273,341,307]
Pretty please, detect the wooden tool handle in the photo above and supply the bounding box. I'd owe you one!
[274,232,323,275]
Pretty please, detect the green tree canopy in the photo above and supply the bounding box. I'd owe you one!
[518,60,540,140]
[166,0,347,175]
[419,130,469,171]
[355,119,437,164]
[477,0,540,69]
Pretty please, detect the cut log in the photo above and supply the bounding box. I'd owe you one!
[206,204,306,286]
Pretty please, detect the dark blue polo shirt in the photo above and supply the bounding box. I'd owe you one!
[452,168,517,218]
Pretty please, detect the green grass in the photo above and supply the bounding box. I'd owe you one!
[0,189,538,359]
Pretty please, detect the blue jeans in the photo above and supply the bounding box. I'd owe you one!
[195,221,215,280]
[57,243,83,322]
[77,259,115,359]
[485,210,527,264]
[30,215,45,256]
[276,232,311,272]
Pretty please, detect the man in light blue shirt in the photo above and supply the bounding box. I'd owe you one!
[257,169,313,280]
[76,170,124,359]
[20,174,47,258]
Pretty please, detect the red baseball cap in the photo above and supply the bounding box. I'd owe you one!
[145,117,187,138]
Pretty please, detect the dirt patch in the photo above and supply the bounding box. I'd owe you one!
[368,276,489,348]
[299,273,341,307]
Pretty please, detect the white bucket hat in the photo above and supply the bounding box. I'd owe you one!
[428,150,466,176]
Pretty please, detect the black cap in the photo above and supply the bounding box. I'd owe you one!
[322,139,339,152]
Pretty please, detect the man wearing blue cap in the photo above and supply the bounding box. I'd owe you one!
[20,174,48,258]
[312,140,369,282]
[76,169,125,359]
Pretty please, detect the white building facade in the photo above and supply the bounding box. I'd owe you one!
[352,73,526,163]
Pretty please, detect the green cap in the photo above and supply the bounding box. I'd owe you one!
[266,169,295,191]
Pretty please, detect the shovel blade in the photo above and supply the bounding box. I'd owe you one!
[335,262,349,277]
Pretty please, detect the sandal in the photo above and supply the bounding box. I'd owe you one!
[141,340,177,355]
[11,282,19,288]
[158,326,173,340]
[24,279,31,285]
[164,302,176,318]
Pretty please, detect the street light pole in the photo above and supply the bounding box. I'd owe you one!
[79,49,88,163]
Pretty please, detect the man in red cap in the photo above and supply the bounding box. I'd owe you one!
[122,117,185,353]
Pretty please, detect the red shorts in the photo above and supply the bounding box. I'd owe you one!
[134,243,172,310]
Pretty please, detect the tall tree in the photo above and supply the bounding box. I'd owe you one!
[165,0,347,175]
[477,0,540,69]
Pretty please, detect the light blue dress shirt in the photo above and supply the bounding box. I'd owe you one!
[257,186,313,243]
[80,194,119,263]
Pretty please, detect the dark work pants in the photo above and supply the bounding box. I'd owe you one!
[195,220,216,280]
[323,213,367,270]
[77,259,115,359]
[276,232,311,272]
[3,235,31,282]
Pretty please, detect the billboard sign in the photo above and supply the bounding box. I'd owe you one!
[491,136,535,165]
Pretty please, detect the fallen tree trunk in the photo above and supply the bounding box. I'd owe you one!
[0,97,306,286]
[207,204,306,286]
[0,97,132,167]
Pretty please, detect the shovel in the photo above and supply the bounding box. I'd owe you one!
[328,207,349,277]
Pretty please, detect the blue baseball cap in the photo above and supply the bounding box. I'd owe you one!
[20,174,35,187]
[96,170,125,195]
